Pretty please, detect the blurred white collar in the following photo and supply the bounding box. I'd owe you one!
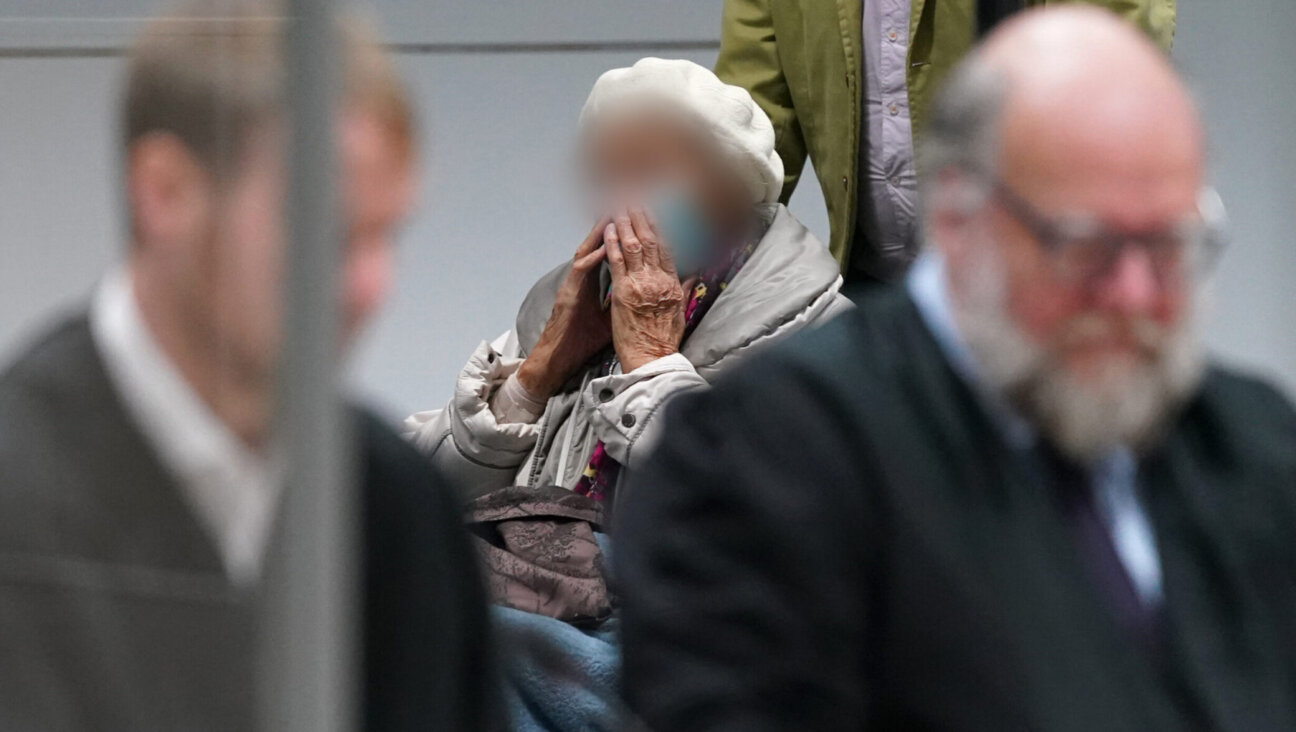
[907,252,1036,450]
[89,266,279,587]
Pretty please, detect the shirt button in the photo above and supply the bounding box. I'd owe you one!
[888,28,898,42]
[889,176,901,187]
[842,175,849,190]
[598,388,615,403]
[889,103,899,116]
[621,413,636,428]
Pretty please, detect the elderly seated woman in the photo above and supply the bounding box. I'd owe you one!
[407,57,847,508]
[405,58,848,728]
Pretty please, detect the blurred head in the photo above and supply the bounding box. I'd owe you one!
[921,7,1221,460]
[578,58,783,254]
[122,1,416,439]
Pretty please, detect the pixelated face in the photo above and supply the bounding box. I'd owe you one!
[584,110,750,237]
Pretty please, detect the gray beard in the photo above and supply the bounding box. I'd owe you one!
[949,244,1207,463]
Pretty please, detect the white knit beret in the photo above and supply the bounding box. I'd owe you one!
[578,57,785,205]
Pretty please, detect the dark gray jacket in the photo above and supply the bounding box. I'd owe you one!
[0,314,499,731]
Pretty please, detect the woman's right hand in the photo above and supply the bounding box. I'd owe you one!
[515,218,613,399]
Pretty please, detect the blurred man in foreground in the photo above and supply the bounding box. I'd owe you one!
[619,7,1296,730]
[0,5,496,729]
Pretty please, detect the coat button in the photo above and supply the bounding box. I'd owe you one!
[621,413,636,428]
[598,388,615,403]
[842,175,849,190]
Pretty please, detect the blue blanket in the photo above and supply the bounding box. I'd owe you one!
[493,605,624,731]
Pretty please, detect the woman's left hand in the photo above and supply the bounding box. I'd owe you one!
[605,206,691,373]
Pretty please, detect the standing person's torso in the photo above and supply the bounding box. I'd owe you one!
[723,0,1177,272]
[725,0,976,269]
[853,0,920,283]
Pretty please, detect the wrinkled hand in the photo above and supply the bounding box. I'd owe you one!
[516,219,612,399]
[605,207,691,373]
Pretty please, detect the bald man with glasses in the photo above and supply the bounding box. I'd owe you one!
[617,7,1296,731]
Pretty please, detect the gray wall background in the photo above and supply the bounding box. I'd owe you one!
[1,1,1292,420]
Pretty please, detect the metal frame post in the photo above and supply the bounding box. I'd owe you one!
[258,0,355,730]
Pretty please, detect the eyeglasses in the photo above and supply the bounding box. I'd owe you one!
[988,178,1228,285]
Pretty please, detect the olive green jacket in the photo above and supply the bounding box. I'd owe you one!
[715,0,1177,269]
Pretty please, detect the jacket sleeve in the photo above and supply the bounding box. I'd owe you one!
[616,348,873,731]
[359,411,507,732]
[403,331,539,501]
[580,353,709,470]
[715,0,808,203]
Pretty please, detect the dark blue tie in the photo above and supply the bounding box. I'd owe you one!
[1041,444,1164,649]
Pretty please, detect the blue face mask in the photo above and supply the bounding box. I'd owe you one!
[650,189,716,278]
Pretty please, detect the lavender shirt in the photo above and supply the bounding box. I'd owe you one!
[854,0,919,281]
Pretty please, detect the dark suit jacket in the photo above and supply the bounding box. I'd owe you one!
[0,314,500,731]
[617,287,1296,731]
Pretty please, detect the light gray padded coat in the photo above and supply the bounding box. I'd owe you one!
[404,204,850,502]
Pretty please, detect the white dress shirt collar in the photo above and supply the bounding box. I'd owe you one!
[906,252,1036,449]
[89,266,279,587]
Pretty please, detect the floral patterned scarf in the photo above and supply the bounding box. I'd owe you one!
[573,240,756,502]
